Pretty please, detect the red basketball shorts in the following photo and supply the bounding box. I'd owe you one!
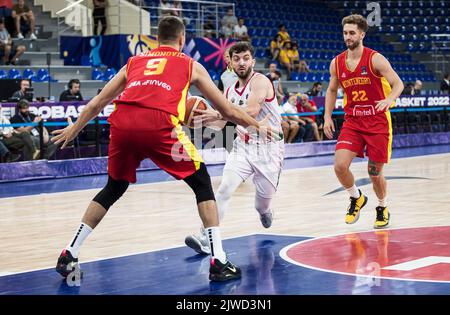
[335,112,393,164]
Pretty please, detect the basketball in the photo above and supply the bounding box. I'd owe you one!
[183,96,208,128]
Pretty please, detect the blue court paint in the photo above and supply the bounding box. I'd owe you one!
[1,144,449,199]
[1,234,450,295]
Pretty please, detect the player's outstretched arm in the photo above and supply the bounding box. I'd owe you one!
[372,53,404,112]
[52,66,127,148]
[323,58,338,139]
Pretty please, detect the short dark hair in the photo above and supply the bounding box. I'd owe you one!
[274,70,282,77]
[17,99,29,109]
[158,16,185,44]
[342,14,369,32]
[68,79,80,89]
[445,73,450,79]
[313,82,322,87]
[229,41,254,58]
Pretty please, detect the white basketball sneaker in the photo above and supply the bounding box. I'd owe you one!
[185,231,210,255]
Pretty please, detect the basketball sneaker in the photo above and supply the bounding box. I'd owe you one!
[185,234,210,255]
[209,258,241,282]
[374,206,390,229]
[55,249,81,278]
[345,190,368,224]
[259,210,273,228]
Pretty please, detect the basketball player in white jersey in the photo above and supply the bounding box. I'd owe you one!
[185,42,285,255]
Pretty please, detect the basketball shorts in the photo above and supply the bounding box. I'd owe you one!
[336,112,393,164]
[107,107,203,183]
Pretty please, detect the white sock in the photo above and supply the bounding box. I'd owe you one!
[205,227,227,264]
[66,222,93,258]
[346,185,360,199]
[378,197,387,208]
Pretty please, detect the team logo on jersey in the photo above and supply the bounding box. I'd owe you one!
[341,73,346,78]
[361,66,367,75]
[239,100,244,106]
[231,97,236,104]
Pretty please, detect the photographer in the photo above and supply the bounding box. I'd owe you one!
[10,78,32,101]
[10,99,57,159]
[59,79,84,102]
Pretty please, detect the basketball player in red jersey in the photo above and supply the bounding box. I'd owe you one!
[323,14,404,229]
[52,17,276,282]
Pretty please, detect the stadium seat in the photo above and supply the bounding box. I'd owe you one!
[8,69,21,79]
[92,68,105,81]
[0,69,7,79]
[22,68,37,81]
[103,68,117,81]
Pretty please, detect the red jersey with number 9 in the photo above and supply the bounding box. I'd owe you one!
[336,47,394,117]
[109,46,193,129]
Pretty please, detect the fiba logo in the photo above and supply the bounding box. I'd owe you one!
[127,35,158,56]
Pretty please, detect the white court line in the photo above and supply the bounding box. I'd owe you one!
[279,224,450,284]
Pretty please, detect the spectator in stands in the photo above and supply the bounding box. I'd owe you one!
[289,42,309,73]
[221,8,237,30]
[0,0,13,18]
[0,137,21,162]
[12,0,36,39]
[269,34,283,61]
[203,16,216,38]
[306,82,323,97]
[93,0,108,36]
[218,47,237,93]
[277,24,290,44]
[296,93,321,141]
[171,1,190,26]
[282,94,308,143]
[59,79,84,102]
[233,18,249,42]
[10,79,30,100]
[0,17,25,65]
[158,0,172,19]
[440,73,450,94]
[10,99,57,159]
[413,80,422,95]
[279,40,293,80]
[220,21,233,39]
[0,106,39,160]
[265,62,285,104]
[401,82,414,95]
[277,102,299,144]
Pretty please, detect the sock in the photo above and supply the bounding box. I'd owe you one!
[378,197,387,208]
[205,227,227,264]
[66,222,93,258]
[346,185,360,199]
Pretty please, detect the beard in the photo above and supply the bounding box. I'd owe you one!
[346,39,361,50]
[235,67,253,79]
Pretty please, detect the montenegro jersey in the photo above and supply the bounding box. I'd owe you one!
[109,46,193,129]
[336,47,393,117]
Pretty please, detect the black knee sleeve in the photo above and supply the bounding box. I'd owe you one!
[184,163,215,204]
[93,176,129,211]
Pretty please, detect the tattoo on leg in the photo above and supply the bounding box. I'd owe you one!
[368,160,381,176]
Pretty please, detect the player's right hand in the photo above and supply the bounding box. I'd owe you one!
[51,117,77,149]
[323,116,335,139]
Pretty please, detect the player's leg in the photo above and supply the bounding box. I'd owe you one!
[368,160,389,228]
[253,175,277,228]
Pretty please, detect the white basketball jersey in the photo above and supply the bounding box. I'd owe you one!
[226,72,281,136]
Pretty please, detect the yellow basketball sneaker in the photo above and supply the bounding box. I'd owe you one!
[345,190,368,224]
[374,206,390,229]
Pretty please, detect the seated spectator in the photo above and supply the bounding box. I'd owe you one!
[265,63,285,104]
[158,0,172,19]
[218,48,237,92]
[401,82,414,95]
[10,78,30,100]
[10,99,57,159]
[289,42,309,73]
[220,21,233,39]
[279,41,292,80]
[171,1,190,25]
[277,102,299,144]
[0,0,13,19]
[221,8,237,30]
[0,138,21,162]
[0,17,25,65]
[440,74,450,94]
[269,34,283,61]
[0,107,39,160]
[277,24,290,44]
[12,0,36,39]
[59,79,84,102]
[296,93,321,141]
[306,82,323,97]
[203,16,216,38]
[93,0,108,36]
[233,18,249,42]
[413,80,422,95]
[281,94,308,143]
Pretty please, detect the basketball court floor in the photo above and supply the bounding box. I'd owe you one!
[1,144,450,295]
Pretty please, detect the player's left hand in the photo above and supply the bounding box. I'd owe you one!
[51,117,78,149]
[375,99,393,112]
